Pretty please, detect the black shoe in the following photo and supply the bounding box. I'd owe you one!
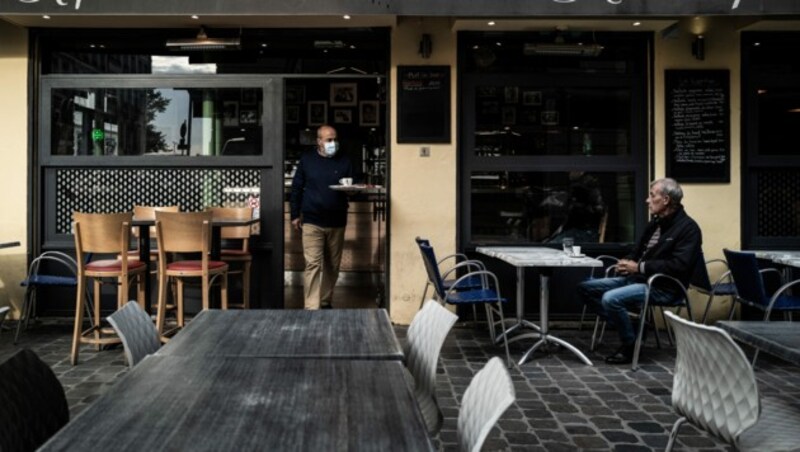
[320,304,333,310]
[605,343,635,364]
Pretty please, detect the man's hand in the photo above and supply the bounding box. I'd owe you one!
[291,217,303,231]
[615,259,639,275]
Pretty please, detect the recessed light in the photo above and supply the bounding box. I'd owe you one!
[42,15,51,20]
[472,45,479,50]
[261,43,268,48]
[90,44,96,48]
[343,14,351,20]
[488,21,496,26]
[190,15,199,20]
[495,42,502,47]
[350,45,356,49]
[632,21,641,26]
[754,42,761,46]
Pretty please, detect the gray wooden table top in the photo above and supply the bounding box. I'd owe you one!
[717,320,800,366]
[157,309,404,360]
[40,356,433,452]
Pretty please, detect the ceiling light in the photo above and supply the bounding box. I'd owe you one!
[314,40,346,49]
[42,15,51,19]
[632,21,641,26]
[343,14,351,20]
[261,43,268,48]
[754,42,761,46]
[191,15,199,20]
[166,26,241,51]
[488,21,496,26]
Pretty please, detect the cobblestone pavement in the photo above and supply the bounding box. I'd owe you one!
[3,318,799,451]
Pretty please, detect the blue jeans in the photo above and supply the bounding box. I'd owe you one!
[577,276,680,345]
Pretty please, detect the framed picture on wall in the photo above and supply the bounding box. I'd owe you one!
[308,101,327,126]
[330,83,357,106]
[285,86,306,104]
[286,105,300,124]
[523,91,542,106]
[239,109,258,125]
[541,111,560,126]
[333,109,352,124]
[359,100,379,126]
[504,86,519,104]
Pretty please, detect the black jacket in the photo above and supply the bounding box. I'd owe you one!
[625,206,703,292]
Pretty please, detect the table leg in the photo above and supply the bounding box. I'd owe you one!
[138,226,152,315]
[518,274,594,366]
[495,267,540,343]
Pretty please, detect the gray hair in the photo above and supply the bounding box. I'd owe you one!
[651,178,683,205]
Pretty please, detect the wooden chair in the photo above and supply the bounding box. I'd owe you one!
[208,206,253,309]
[72,211,147,365]
[154,210,229,338]
[129,205,180,262]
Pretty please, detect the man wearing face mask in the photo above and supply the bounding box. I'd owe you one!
[290,125,354,310]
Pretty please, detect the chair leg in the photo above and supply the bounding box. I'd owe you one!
[727,299,738,320]
[665,417,688,452]
[701,291,715,324]
[752,349,760,369]
[201,275,210,311]
[177,279,185,327]
[590,317,603,352]
[93,279,102,351]
[495,303,512,369]
[419,282,430,310]
[156,273,168,338]
[578,304,588,331]
[660,307,675,347]
[631,299,651,371]
[71,276,86,365]
[472,305,479,329]
[14,287,34,344]
[221,272,229,310]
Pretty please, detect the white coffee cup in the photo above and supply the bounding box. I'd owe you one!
[339,177,353,186]
[572,246,582,256]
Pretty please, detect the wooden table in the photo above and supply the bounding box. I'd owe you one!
[133,217,259,313]
[39,355,433,452]
[717,320,800,366]
[157,309,404,360]
[477,246,602,366]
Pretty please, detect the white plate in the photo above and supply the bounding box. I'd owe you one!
[329,184,383,192]
[568,254,587,258]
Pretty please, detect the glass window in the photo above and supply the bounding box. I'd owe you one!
[756,87,800,156]
[470,171,635,244]
[474,87,631,156]
[50,87,263,156]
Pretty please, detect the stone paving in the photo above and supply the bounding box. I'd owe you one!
[3,317,799,451]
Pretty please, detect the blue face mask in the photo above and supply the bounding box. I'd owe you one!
[323,141,338,157]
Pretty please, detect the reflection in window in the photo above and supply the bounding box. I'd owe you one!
[470,171,635,244]
[51,87,263,156]
[474,87,631,156]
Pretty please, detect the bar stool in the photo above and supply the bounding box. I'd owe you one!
[154,211,229,338]
[71,212,147,365]
[129,205,180,262]
[208,206,253,309]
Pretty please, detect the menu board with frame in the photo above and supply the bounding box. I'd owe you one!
[397,65,451,143]
[665,69,730,183]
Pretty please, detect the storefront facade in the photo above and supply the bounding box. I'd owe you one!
[1,1,798,324]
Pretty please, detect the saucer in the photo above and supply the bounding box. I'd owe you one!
[568,253,587,258]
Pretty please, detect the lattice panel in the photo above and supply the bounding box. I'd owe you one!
[757,170,800,237]
[55,168,260,234]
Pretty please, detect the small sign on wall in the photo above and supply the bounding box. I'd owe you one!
[397,65,451,143]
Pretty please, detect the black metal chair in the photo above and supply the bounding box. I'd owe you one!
[415,237,484,309]
[418,242,512,367]
[0,349,69,452]
[15,251,92,344]
[694,258,738,324]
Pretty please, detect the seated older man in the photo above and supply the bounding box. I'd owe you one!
[577,178,702,364]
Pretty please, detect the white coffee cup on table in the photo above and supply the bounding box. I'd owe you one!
[339,177,353,186]
[572,246,582,256]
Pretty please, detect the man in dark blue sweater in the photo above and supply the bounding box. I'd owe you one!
[290,125,353,310]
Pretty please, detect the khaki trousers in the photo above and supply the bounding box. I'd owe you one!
[302,223,345,310]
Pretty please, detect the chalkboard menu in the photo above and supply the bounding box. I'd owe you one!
[665,70,730,183]
[397,65,451,143]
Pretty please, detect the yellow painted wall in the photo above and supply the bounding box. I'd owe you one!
[654,17,742,321]
[0,19,29,319]
[389,18,458,324]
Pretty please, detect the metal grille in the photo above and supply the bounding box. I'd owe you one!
[757,170,800,237]
[55,168,260,234]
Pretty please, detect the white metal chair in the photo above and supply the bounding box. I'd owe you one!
[456,357,516,452]
[107,300,160,367]
[0,306,9,332]
[404,299,458,434]
[664,310,800,451]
